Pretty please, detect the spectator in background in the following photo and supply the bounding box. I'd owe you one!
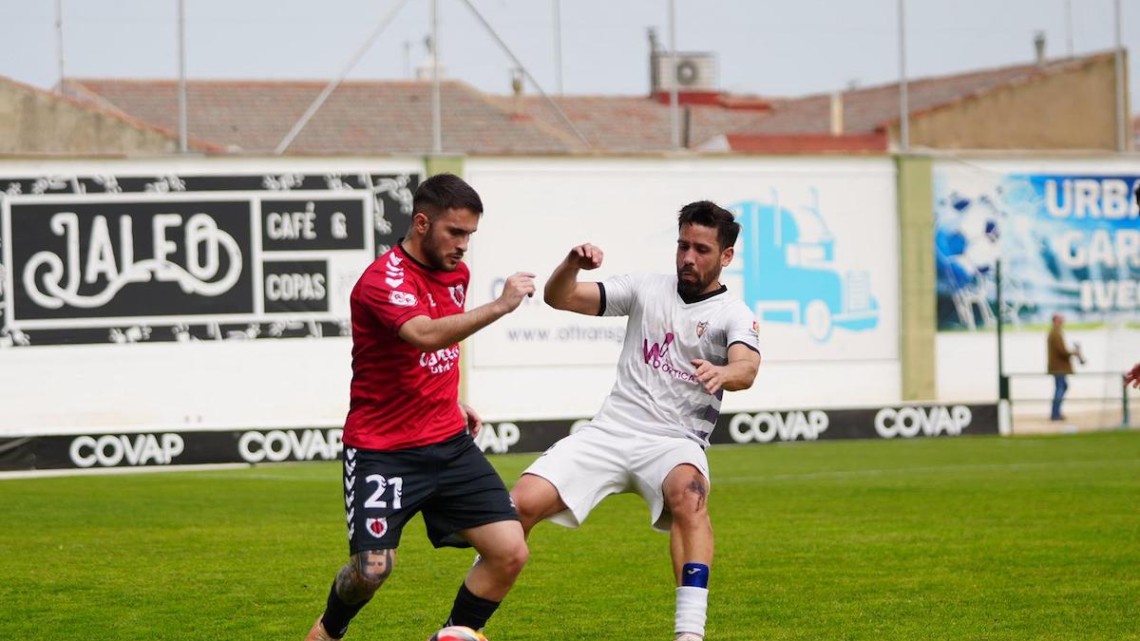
[1047,314,1083,421]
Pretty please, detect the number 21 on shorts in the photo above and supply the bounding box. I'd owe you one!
[364,474,403,510]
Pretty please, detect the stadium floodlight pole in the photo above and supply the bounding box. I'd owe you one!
[431,0,442,155]
[275,0,413,155]
[897,0,910,152]
[457,0,592,149]
[553,0,564,95]
[1113,0,1126,152]
[178,0,188,154]
[668,0,681,149]
[54,0,65,88]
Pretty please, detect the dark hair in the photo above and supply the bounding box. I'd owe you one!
[678,200,739,250]
[413,173,484,220]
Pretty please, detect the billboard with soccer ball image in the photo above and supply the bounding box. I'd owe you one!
[934,162,1140,331]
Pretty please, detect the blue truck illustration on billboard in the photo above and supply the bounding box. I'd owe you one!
[730,195,879,342]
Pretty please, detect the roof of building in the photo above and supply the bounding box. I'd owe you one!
[2,73,223,154]
[57,51,1118,155]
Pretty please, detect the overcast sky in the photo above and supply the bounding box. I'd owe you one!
[1,0,1137,104]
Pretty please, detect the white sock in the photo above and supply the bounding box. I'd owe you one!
[675,586,708,637]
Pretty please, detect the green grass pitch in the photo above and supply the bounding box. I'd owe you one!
[2,431,1138,641]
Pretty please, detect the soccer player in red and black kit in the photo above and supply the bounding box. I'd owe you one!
[304,173,536,641]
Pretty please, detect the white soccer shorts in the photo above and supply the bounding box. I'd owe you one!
[522,423,710,532]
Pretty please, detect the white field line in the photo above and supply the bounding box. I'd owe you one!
[0,463,249,481]
[714,458,1140,484]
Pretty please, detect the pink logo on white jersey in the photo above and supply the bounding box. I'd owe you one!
[643,332,675,367]
[642,331,698,383]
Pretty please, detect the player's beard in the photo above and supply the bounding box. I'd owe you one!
[421,223,462,271]
[677,265,719,297]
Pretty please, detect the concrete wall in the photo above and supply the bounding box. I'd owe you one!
[463,156,902,420]
[0,78,181,155]
[901,53,1128,151]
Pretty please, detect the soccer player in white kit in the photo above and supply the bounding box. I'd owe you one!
[511,200,761,641]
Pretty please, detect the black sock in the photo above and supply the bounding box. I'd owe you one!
[321,581,371,639]
[445,581,501,631]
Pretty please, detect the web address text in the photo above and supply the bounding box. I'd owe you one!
[507,325,626,343]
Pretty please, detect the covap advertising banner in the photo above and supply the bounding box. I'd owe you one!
[464,157,899,366]
[934,161,1140,331]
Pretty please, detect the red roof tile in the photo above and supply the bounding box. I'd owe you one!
[58,51,1116,155]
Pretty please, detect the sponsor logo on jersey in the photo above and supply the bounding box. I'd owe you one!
[420,345,460,374]
[389,290,417,307]
[366,517,389,538]
[643,332,698,383]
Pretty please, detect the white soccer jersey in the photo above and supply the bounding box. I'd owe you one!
[593,272,760,447]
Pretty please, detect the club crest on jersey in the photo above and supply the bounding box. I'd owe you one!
[696,321,709,338]
[449,284,466,307]
[366,517,389,538]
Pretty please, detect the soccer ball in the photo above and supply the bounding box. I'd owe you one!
[427,625,487,641]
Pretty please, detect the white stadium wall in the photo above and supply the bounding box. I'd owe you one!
[0,156,422,437]
[462,156,902,420]
[15,153,1131,460]
[932,156,1140,418]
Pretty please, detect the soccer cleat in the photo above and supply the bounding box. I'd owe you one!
[674,633,704,641]
[304,617,340,641]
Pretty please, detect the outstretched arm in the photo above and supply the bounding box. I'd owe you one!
[544,243,605,316]
[398,271,536,352]
[692,343,761,395]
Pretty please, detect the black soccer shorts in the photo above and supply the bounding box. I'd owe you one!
[342,430,518,554]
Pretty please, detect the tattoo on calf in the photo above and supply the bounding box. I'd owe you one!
[337,549,395,602]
